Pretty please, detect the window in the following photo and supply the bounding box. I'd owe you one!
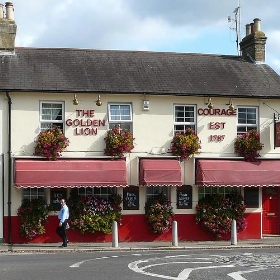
[40,101,64,131]
[174,105,196,134]
[237,107,258,135]
[146,186,170,201]
[22,188,46,202]
[77,187,116,199]
[244,188,259,208]
[198,186,240,201]
[108,104,132,131]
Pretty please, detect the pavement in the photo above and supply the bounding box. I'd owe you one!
[1,236,280,253]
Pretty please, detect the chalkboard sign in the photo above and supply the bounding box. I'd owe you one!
[177,185,192,209]
[51,189,67,211]
[123,186,139,210]
[244,188,259,208]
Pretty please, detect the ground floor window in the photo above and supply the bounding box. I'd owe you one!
[22,188,46,202]
[77,187,116,199]
[198,186,240,201]
[146,186,170,201]
[244,187,259,208]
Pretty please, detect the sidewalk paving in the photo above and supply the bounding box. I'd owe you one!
[1,237,280,253]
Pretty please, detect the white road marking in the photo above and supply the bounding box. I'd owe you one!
[228,267,267,280]
[70,256,110,268]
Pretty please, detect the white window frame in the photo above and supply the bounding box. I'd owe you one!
[39,101,65,131]
[22,188,46,202]
[146,186,170,201]
[173,104,196,135]
[237,106,258,135]
[198,186,240,201]
[77,187,116,199]
[108,103,132,131]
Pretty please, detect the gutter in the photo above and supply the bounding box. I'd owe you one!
[5,92,12,244]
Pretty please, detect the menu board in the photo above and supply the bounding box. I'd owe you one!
[177,186,192,209]
[51,189,67,211]
[123,186,139,210]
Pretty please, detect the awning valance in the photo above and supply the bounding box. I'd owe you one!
[139,159,182,186]
[196,159,280,187]
[14,159,128,188]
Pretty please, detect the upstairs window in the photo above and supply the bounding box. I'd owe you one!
[108,103,132,131]
[237,107,258,135]
[40,101,64,131]
[174,105,196,134]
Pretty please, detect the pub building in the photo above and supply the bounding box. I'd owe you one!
[1,3,280,243]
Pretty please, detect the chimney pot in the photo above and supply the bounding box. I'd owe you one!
[254,18,261,32]
[245,24,251,36]
[250,23,254,34]
[0,4,3,19]
[5,2,14,20]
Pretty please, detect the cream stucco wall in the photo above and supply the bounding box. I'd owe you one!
[4,92,280,217]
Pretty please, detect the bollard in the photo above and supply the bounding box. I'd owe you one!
[112,221,118,248]
[231,219,237,245]
[172,220,178,247]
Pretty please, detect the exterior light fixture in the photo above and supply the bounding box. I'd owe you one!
[227,98,235,111]
[73,94,79,105]
[205,97,214,109]
[96,95,102,106]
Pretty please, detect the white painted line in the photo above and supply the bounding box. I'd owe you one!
[228,267,267,280]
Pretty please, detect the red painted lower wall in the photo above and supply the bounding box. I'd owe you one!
[4,212,261,244]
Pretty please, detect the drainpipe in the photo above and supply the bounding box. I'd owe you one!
[1,153,4,243]
[6,92,12,244]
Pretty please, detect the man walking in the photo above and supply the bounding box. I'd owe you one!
[56,198,69,247]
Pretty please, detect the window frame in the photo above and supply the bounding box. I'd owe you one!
[173,104,197,135]
[77,187,116,200]
[146,186,170,202]
[22,188,46,202]
[108,103,133,131]
[198,186,240,201]
[39,101,65,132]
[237,106,258,135]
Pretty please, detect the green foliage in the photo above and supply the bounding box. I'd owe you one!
[68,194,122,234]
[195,192,247,238]
[145,193,174,234]
[34,126,70,161]
[234,130,263,161]
[170,128,201,161]
[17,198,50,240]
[104,126,134,158]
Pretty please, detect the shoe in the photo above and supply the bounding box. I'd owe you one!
[61,244,67,247]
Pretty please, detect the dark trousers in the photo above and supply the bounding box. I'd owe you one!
[56,220,68,246]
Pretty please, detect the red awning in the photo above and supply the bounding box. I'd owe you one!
[139,159,182,186]
[196,159,280,186]
[14,159,128,188]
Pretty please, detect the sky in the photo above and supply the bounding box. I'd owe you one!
[8,0,280,74]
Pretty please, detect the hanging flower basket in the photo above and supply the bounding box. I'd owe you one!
[104,126,134,158]
[34,126,70,161]
[234,130,263,162]
[170,128,201,161]
[145,193,174,234]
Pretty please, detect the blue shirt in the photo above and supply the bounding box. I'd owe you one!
[58,204,69,223]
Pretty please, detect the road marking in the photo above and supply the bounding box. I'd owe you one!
[228,267,267,280]
[70,256,110,268]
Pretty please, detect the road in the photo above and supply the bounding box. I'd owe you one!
[1,248,280,279]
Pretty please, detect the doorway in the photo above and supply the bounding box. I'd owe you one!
[262,187,279,234]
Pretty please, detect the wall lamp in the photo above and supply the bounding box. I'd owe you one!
[96,95,102,106]
[205,97,214,109]
[73,94,79,105]
[227,98,235,111]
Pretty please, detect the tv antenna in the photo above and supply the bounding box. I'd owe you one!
[228,0,241,56]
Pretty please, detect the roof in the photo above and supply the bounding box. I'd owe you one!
[0,47,280,98]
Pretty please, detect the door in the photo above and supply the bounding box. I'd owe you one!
[262,187,279,234]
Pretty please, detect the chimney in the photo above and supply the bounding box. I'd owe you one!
[239,18,267,63]
[0,2,17,51]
